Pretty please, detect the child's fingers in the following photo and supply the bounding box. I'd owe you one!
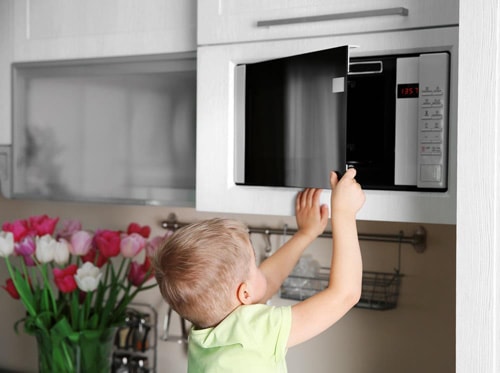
[330,171,339,189]
[311,188,322,206]
[297,188,322,208]
[341,168,357,181]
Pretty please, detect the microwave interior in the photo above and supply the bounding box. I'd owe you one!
[235,46,449,192]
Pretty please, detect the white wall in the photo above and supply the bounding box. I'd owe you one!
[0,196,455,373]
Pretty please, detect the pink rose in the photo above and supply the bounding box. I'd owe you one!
[120,233,146,258]
[145,231,173,257]
[56,219,82,240]
[14,236,36,266]
[70,231,93,256]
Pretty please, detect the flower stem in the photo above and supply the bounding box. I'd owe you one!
[38,263,58,315]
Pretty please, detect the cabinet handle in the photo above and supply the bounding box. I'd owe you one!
[257,7,408,27]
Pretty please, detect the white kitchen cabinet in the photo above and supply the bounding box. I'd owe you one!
[0,0,198,206]
[456,0,500,371]
[13,0,196,62]
[0,0,13,145]
[198,0,459,46]
[196,27,458,224]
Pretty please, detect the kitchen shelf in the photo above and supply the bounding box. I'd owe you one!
[280,267,403,310]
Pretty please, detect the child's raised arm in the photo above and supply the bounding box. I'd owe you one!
[287,168,365,347]
[258,188,329,302]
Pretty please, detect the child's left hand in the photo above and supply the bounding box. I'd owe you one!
[295,188,329,241]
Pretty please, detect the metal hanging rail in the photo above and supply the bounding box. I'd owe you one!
[160,213,426,253]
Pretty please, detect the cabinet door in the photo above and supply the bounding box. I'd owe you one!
[196,27,458,224]
[9,55,197,206]
[198,0,459,45]
[0,0,13,145]
[13,0,196,61]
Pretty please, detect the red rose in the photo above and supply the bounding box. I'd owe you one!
[126,223,151,238]
[2,278,20,299]
[94,230,121,258]
[82,246,108,268]
[53,265,78,293]
[1,219,30,242]
[128,257,153,286]
[29,215,59,236]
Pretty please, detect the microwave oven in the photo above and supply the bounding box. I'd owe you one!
[234,46,450,192]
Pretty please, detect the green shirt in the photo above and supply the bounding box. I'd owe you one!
[188,304,292,373]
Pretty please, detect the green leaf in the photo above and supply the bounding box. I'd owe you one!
[9,272,37,316]
[52,317,75,344]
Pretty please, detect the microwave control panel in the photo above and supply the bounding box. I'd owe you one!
[417,53,449,189]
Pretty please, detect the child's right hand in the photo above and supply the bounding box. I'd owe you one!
[295,188,329,241]
[330,168,365,219]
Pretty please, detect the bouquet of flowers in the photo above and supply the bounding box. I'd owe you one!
[0,214,169,371]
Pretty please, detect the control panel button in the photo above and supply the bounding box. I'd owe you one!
[421,86,433,96]
[432,98,443,107]
[421,132,443,143]
[422,98,432,108]
[422,121,444,131]
[420,164,442,182]
[433,86,444,95]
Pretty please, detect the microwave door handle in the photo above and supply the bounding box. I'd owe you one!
[257,7,408,27]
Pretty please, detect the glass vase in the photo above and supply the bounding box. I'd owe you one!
[34,327,117,373]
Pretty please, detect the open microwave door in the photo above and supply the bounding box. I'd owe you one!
[235,45,349,189]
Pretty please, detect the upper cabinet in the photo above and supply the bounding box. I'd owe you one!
[198,0,459,46]
[13,0,196,62]
[0,0,198,207]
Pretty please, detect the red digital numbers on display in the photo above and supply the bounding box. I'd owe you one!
[397,83,419,98]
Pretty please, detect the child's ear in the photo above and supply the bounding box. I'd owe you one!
[236,282,253,305]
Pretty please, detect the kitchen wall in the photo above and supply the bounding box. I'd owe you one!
[0,196,455,373]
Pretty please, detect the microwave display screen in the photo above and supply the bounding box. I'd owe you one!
[397,83,419,98]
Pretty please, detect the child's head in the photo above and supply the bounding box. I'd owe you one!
[153,218,254,328]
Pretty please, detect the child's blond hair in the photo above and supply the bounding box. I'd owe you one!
[153,218,253,328]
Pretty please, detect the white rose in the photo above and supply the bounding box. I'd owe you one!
[35,234,58,263]
[0,231,14,257]
[74,262,102,292]
[53,238,70,265]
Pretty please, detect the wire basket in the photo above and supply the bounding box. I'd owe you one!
[280,268,403,310]
[358,270,403,310]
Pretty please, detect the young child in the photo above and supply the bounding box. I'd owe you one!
[153,168,365,372]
